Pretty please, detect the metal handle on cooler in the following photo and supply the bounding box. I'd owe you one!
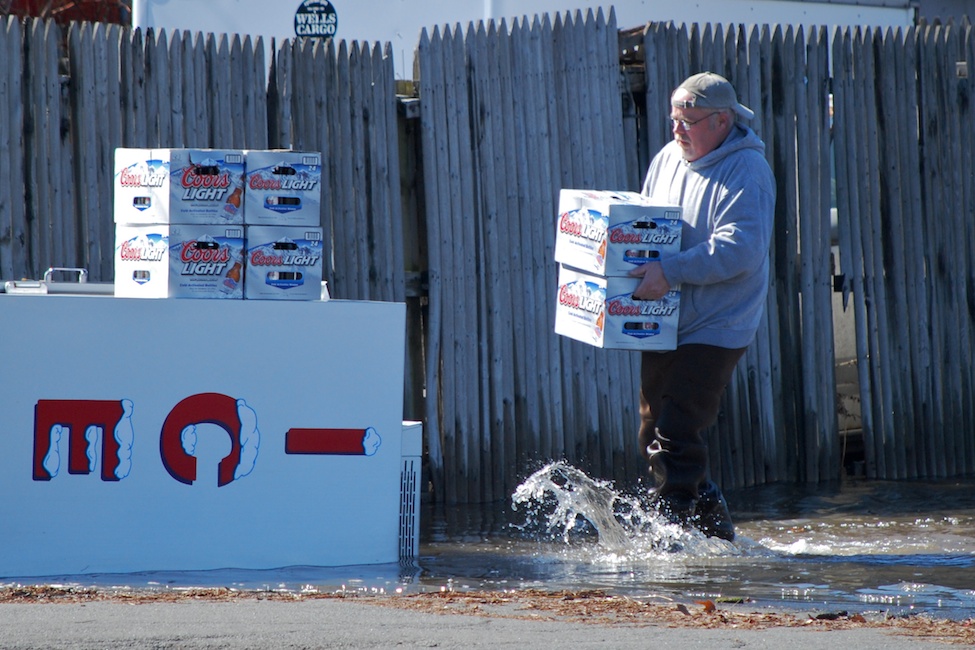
[43,267,89,284]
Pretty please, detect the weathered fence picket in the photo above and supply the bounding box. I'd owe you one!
[876,28,910,480]
[964,25,975,474]
[0,18,25,280]
[2,12,974,503]
[25,20,62,275]
[416,25,448,500]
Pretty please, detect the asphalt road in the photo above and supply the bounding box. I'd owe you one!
[0,597,961,650]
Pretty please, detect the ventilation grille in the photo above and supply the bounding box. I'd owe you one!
[399,457,420,559]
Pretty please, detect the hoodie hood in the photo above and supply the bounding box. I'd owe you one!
[685,124,767,171]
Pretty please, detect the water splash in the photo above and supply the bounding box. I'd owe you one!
[511,461,737,558]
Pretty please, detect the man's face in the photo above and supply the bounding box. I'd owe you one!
[670,89,731,162]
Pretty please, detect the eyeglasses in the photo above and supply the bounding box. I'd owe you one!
[669,111,721,130]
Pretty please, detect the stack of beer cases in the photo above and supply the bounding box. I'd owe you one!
[241,150,324,300]
[553,189,683,350]
[113,149,324,300]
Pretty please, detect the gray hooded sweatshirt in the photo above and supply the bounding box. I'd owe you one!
[641,124,775,349]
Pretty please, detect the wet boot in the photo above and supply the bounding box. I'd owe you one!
[651,491,697,529]
[646,431,706,531]
[692,480,735,541]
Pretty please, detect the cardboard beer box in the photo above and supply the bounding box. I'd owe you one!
[114,225,170,298]
[169,225,246,299]
[244,150,323,226]
[555,189,682,276]
[554,265,680,351]
[244,226,324,300]
[114,148,245,225]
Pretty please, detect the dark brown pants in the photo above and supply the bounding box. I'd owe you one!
[639,344,746,501]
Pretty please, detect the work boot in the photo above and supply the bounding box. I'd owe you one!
[651,491,697,529]
[692,481,735,541]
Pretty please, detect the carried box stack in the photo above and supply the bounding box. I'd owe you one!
[113,148,324,300]
[553,189,683,350]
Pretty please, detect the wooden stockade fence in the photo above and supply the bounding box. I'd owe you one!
[1,11,974,504]
[416,10,636,504]
[271,37,406,304]
[0,18,403,303]
[832,23,975,479]
[415,11,975,501]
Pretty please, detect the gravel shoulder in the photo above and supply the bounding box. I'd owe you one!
[0,586,972,649]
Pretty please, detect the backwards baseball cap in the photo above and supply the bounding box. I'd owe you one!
[672,72,754,120]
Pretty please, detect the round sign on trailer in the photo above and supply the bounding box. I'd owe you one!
[294,0,338,38]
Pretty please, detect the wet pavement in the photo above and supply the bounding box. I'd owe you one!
[418,469,975,620]
[3,468,974,624]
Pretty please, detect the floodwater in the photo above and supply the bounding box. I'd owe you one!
[5,461,975,621]
[421,463,975,620]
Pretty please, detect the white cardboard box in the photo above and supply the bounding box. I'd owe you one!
[114,148,246,225]
[555,265,680,350]
[244,150,323,226]
[115,224,246,298]
[114,225,170,298]
[244,225,324,300]
[555,189,682,276]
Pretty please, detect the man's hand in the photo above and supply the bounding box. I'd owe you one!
[629,261,671,300]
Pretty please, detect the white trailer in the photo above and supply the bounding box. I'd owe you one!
[131,0,917,78]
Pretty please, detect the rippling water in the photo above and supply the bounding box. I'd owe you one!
[420,463,975,619]
[6,462,974,620]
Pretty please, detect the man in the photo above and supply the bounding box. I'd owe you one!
[629,72,775,541]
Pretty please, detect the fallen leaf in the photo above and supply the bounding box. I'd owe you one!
[696,600,717,614]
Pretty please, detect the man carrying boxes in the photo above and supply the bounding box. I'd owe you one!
[555,72,775,542]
